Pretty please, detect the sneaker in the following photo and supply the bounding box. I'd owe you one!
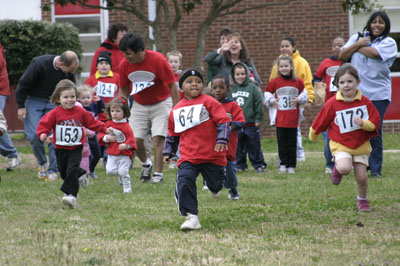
[202,185,209,191]
[357,199,371,212]
[46,172,58,181]
[140,163,153,182]
[180,213,201,231]
[62,194,76,209]
[123,186,132,194]
[169,159,178,169]
[325,167,333,174]
[236,168,246,172]
[256,167,265,174]
[371,173,382,178]
[151,174,163,184]
[297,156,306,162]
[331,165,342,185]
[209,190,221,198]
[37,163,49,180]
[279,165,287,173]
[287,167,295,174]
[79,174,90,188]
[228,189,240,200]
[88,172,98,179]
[7,156,22,171]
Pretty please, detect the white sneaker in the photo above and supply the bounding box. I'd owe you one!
[279,165,287,173]
[297,156,306,162]
[37,163,49,180]
[7,156,21,171]
[325,167,332,174]
[151,174,163,184]
[123,186,132,194]
[46,172,58,181]
[180,213,201,231]
[287,167,295,174]
[62,194,76,209]
[209,190,221,198]
[202,185,209,191]
[169,159,178,169]
[88,172,98,179]
[79,174,90,188]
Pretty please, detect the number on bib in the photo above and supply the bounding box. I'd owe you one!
[131,81,155,95]
[278,95,295,110]
[335,105,369,134]
[97,82,117,97]
[173,104,208,133]
[55,125,83,146]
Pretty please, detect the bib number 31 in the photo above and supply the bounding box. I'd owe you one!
[55,125,82,146]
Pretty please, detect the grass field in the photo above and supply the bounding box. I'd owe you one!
[0,134,399,265]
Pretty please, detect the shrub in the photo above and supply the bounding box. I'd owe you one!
[0,20,82,85]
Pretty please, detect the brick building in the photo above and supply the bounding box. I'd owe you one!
[4,0,400,136]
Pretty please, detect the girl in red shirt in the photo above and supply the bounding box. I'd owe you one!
[37,80,111,209]
[264,56,308,174]
[309,64,381,212]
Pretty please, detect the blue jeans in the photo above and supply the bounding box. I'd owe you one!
[224,159,238,190]
[24,96,57,173]
[0,95,18,158]
[369,100,389,176]
[322,130,334,169]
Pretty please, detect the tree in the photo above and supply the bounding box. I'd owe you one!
[50,0,380,69]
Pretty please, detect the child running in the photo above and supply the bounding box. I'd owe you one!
[313,37,345,174]
[37,79,111,209]
[98,97,137,193]
[163,69,231,231]
[309,63,381,211]
[264,56,308,174]
[211,74,245,199]
[77,85,105,179]
[230,62,266,173]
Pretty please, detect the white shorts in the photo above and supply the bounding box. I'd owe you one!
[129,97,172,139]
[334,151,369,166]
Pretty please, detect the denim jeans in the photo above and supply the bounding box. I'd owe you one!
[0,95,18,158]
[369,100,390,176]
[224,159,238,190]
[322,130,334,169]
[24,96,57,173]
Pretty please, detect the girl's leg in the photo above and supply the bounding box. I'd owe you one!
[335,158,353,175]
[353,162,368,199]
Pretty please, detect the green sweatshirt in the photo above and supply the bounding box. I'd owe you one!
[229,62,263,124]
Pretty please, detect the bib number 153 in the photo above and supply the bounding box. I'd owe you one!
[55,125,82,146]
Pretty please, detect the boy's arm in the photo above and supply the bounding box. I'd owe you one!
[163,135,180,159]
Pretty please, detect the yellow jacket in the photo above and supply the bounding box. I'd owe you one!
[269,50,314,103]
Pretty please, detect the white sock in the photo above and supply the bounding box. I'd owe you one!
[154,172,163,177]
[142,158,152,166]
[357,195,367,201]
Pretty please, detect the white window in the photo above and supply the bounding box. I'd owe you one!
[52,0,109,84]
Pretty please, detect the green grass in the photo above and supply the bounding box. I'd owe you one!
[1,134,399,265]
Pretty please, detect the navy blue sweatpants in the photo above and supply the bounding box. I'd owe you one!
[175,161,225,216]
[236,126,267,170]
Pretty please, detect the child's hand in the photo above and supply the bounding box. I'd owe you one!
[105,127,114,135]
[214,143,228,152]
[40,134,48,142]
[83,128,89,136]
[119,143,128,150]
[163,156,171,164]
[106,135,117,142]
[354,117,363,127]
[290,97,299,107]
[357,36,371,47]
[93,94,100,102]
[47,135,53,144]
[249,76,255,83]
[272,100,280,109]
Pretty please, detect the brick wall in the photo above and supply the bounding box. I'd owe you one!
[42,0,400,137]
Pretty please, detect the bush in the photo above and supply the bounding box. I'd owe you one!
[0,20,82,85]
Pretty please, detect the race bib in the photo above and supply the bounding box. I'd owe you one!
[335,105,369,134]
[55,125,83,146]
[276,86,299,111]
[173,104,209,133]
[131,81,155,95]
[326,66,339,92]
[96,82,117,97]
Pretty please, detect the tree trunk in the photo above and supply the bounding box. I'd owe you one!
[193,20,211,71]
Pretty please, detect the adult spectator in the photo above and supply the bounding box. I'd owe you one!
[205,27,235,85]
[339,11,397,178]
[0,42,21,171]
[16,51,79,180]
[118,33,179,184]
[90,23,128,75]
[205,32,261,87]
